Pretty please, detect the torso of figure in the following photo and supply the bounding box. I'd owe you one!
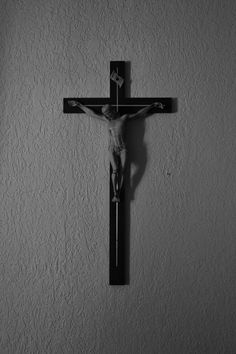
[107,114,128,153]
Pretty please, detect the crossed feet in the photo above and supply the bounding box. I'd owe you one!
[112,193,120,203]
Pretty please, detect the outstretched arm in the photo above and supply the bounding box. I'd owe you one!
[68,100,106,122]
[128,102,165,120]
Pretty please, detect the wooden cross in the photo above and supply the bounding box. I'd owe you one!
[63,61,175,285]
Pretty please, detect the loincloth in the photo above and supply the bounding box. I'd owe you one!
[108,142,126,154]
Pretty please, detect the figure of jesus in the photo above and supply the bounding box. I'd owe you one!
[68,100,164,202]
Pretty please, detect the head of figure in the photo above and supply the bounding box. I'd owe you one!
[102,104,117,120]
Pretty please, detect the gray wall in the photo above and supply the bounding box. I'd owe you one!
[0,0,236,353]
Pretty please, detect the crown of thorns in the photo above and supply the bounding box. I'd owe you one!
[102,104,115,114]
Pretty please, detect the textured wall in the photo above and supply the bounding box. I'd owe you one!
[0,0,236,353]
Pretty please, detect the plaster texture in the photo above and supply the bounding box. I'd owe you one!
[0,0,236,353]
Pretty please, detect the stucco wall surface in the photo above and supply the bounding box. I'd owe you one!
[0,0,236,353]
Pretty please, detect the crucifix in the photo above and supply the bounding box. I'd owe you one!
[63,61,175,285]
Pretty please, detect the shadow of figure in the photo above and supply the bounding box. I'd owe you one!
[121,119,147,284]
[123,61,148,201]
[125,119,147,201]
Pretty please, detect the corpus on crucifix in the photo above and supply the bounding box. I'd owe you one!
[68,100,164,202]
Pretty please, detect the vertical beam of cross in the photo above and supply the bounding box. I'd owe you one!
[63,61,176,285]
[109,62,126,285]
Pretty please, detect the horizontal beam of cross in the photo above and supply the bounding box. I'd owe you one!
[63,97,175,114]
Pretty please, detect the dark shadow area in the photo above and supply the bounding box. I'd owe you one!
[125,61,131,98]
[171,97,178,113]
[125,119,147,201]
[123,113,147,284]
[124,62,148,199]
